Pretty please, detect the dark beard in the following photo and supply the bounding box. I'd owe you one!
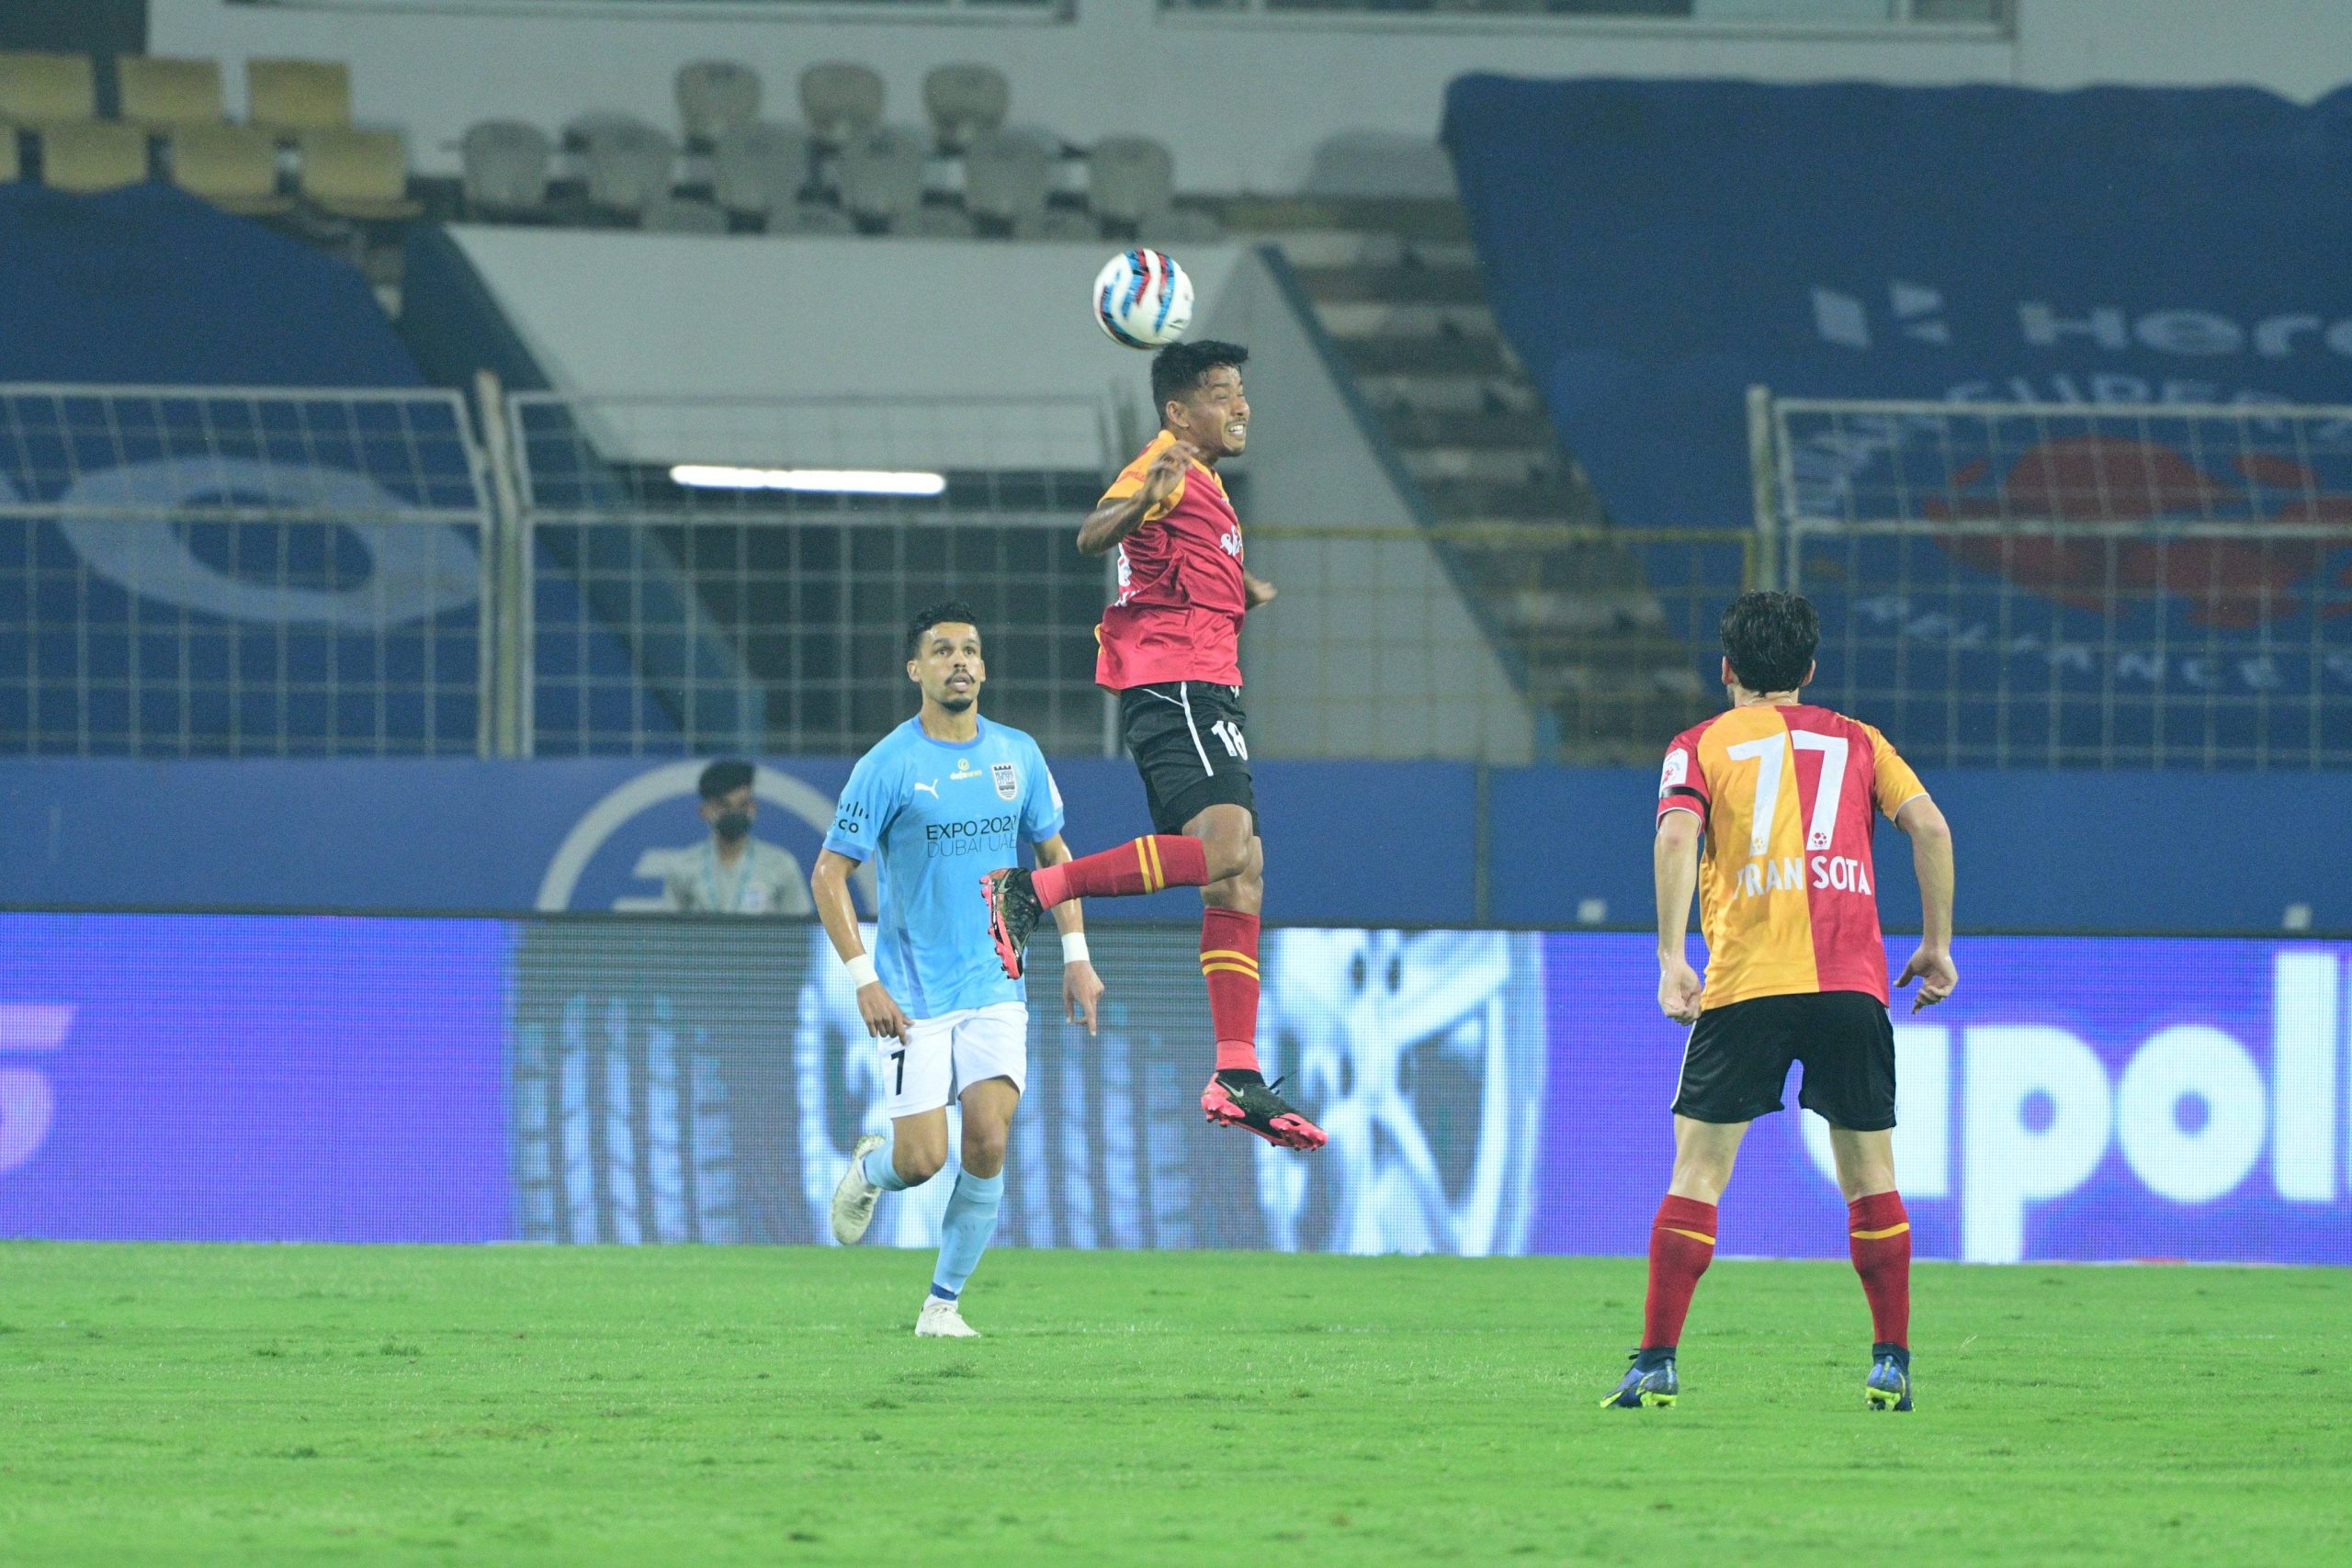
[935,692,975,712]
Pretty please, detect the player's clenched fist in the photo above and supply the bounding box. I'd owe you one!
[1137,441,1195,513]
[1657,955,1703,1024]
[854,980,913,1042]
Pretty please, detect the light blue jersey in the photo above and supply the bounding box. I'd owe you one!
[822,716,1065,1019]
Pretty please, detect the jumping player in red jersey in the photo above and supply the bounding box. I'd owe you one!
[979,341,1326,1152]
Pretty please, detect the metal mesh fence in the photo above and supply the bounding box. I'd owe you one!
[506,393,1120,756]
[1250,523,1754,763]
[0,385,491,757]
[1769,398,2352,769]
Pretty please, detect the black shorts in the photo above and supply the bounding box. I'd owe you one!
[1672,990,1896,1132]
[1118,680,1257,836]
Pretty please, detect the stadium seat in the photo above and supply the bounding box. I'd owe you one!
[770,200,856,237]
[577,118,675,217]
[643,195,727,233]
[0,51,96,128]
[118,56,226,130]
[460,119,552,214]
[39,121,149,192]
[0,130,20,184]
[711,120,809,220]
[836,124,925,231]
[922,63,1009,152]
[1143,208,1227,244]
[963,129,1055,236]
[296,128,421,219]
[246,59,352,136]
[675,61,760,144]
[166,124,290,216]
[799,62,884,144]
[1090,135,1176,231]
[905,205,976,240]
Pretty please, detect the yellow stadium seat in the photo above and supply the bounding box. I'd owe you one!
[0,51,96,128]
[119,55,225,130]
[297,128,419,220]
[40,121,149,193]
[247,59,351,136]
[167,124,289,216]
[1,128,21,185]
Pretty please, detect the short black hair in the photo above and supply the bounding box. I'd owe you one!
[698,759,754,801]
[906,599,981,659]
[1152,339,1249,414]
[1720,591,1819,694]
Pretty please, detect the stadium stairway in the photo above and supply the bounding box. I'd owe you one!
[1208,197,1713,763]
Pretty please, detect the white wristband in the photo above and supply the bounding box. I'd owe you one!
[842,953,878,989]
[1061,932,1091,965]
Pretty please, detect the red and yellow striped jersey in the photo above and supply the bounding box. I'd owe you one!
[1657,704,1928,1010]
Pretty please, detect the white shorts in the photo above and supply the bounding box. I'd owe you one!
[879,1001,1028,1119]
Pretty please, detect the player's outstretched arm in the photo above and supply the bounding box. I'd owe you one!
[1655,811,1704,1024]
[1033,834,1104,1036]
[809,848,913,1041]
[1893,795,1957,1013]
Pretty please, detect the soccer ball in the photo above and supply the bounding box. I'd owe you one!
[1092,249,1193,350]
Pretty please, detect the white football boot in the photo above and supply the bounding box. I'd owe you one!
[915,1296,979,1338]
[830,1133,886,1245]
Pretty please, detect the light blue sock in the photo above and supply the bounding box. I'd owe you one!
[929,1168,1006,1301]
[862,1132,910,1192]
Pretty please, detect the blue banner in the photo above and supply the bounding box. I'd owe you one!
[3,912,2346,1264]
[1443,79,2352,761]
[6,756,2347,931]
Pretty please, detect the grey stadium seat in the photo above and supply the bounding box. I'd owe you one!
[1143,207,1226,245]
[578,118,675,216]
[675,61,760,144]
[461,119,552,214]
[643,196,727,234]
[711,120,809,220]
[904,205,975,241]
[836,125,925,231]
[1090,135,1176,231]
[799,62,884,144]
[769,200,856,237]
[962,129,1053,235]
[922,63,1008,152]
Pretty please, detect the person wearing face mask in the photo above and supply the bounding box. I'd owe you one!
[659,759,816,916]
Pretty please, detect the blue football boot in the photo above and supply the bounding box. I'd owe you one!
[1600,1351,1679,1409]
[1865,1344,1913,1412]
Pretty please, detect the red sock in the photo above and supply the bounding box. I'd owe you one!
[1031,835,1207,908]
[1200,908,1261,1074]
[1848,1190,1911,1348]
[1642,1195,1718,1352]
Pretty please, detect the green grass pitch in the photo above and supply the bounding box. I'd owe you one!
[2,1245,2346,1565]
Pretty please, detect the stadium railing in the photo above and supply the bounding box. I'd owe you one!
[1754,391,2352,769]
[0,383,492,757]
[1248,522,1758,764]
[496,389,1123,759]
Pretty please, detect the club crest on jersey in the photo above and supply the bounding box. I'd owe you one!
[1219,526,1243,559]
[990,761,1019,801]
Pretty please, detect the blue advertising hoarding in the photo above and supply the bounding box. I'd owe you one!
[4,756,2350,931]
[2,912,2343,1265]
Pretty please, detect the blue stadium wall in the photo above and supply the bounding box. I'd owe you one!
[0,756,2341,932]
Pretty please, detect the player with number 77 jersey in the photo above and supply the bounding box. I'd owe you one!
[1603,590,1956,1417]
[978,338,1328,1156]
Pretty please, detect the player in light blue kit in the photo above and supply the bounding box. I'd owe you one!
[809,600,1104,1337]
